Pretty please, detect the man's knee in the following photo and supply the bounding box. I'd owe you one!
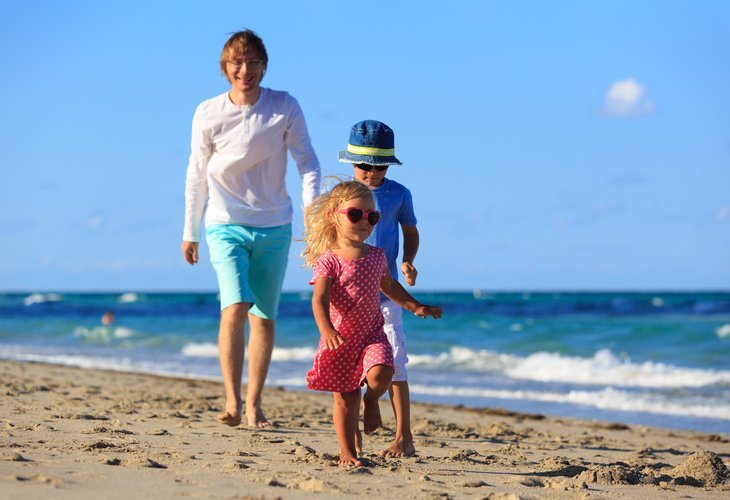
[248,313,275,335]
[221,303,249,327]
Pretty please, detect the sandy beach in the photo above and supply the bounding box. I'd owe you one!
[1,359,728,499]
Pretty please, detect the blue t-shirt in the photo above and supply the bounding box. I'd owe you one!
[365,178,418,280]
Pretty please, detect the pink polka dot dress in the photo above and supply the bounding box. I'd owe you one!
[307,245,394,393]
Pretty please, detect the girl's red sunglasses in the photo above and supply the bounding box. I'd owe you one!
[336,207,380,225]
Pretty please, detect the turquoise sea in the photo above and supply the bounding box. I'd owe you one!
[1,291,729,434]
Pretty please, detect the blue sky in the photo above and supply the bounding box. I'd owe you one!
[1,1,728,292]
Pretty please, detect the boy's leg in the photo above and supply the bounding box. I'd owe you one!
[333,390,362,466]
[382,381,416,457]
[363,364,394,434]
[380,300,416,455]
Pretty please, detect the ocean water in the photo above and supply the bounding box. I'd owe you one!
[1,291,729,434]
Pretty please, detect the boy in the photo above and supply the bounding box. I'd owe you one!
[338,120,419,457]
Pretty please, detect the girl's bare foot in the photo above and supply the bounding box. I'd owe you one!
[362,399,382,434]
[216,411,241,427]
[339,453,363,467]
[378,438,416,457]
[246,404,269,428]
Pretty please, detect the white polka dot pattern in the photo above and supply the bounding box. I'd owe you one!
[307,246,394,392]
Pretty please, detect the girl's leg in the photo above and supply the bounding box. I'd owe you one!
[333,389,362,466]
[363,364,394,434]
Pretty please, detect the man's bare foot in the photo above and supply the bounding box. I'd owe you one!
[338,453,363,467]
[362,399,382,434]
[355,428,363,455]
[216,411,241,427]
[246,404,270,428]
[378,438,416,457]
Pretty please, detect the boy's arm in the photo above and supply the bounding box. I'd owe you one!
[311,277,346,350]
[380,273,441,319]
[401,224,420,286]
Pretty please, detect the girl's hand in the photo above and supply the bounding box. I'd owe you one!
[322,329,346,350]
[414,305,442,319]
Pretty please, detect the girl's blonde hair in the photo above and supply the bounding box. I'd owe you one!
[302,180,373,267]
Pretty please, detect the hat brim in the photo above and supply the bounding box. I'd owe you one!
[338,151,402,166]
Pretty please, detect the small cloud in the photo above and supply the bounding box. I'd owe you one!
[716,205,730,222]
[598,78,655,118]
[468,211,489,224]
[88,216,103,229]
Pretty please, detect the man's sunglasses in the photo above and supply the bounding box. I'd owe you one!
[355,164,389,172]
[337,207,381,225]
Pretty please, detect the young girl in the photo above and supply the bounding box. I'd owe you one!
[302,180,442,466]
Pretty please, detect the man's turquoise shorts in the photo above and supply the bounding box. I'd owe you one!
[205,223,291,319]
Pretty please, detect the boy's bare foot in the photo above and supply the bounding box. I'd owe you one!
[246,404,269,428]
[355,427,363,455]
[378,438,416,457]
[216,411,241,427]
[338,453,363,467]
[362,399,382,434]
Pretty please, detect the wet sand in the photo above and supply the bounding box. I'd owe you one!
[1,360,728,498]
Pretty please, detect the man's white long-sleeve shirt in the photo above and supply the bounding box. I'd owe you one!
[183,88,321,242]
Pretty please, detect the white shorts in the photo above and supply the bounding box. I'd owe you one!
[381,299,408,382]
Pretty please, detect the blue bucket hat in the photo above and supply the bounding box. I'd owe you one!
[338,120,402,166]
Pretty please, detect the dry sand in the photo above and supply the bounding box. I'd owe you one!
[1,359,728,499]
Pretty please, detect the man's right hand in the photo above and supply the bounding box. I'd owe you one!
[182,241,199,265]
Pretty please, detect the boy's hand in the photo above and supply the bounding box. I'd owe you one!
[322,328,346,350]
[414,305,442,319]
[401,262,418,286]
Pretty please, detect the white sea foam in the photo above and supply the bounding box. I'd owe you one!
[0,350,218,382]
[113,327,135,338]
[716,324,730,338]
[4,351,136,371]
[23,293,62,306]
[409,346,730,389]
[269,377,308,387]
[181,343,316,361]
[408,384,730,421]
[271,347,316,361]
[181,342,219,357]
[118,293,139,303]
[409,347,518,372]
[74,326,136,341]
[506,349,730,388]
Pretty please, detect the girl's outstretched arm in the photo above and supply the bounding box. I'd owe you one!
[312,277,347,350]
[380,274,442,319]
